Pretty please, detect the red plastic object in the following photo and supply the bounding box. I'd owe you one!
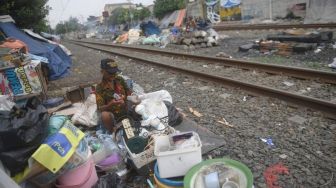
[264,163,289,188]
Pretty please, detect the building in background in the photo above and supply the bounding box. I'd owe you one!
[104,3,136,15]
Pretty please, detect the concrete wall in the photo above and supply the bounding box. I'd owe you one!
[241,0,308,20]
[187,0,204,18]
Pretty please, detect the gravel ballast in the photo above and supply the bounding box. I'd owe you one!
[48,42,336,187]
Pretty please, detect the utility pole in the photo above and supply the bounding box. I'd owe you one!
[269,0,273,20]
[127,0,133,28]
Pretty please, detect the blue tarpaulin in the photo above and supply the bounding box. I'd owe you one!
[0,22,71,80]
[140,21,161,36]
[221,0,241,8]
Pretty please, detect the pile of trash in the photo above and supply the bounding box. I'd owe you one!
[0,75,256,187]
[239,29,334,56]
[111,20,220,50]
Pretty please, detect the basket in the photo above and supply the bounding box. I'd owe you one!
[122,126,176,169]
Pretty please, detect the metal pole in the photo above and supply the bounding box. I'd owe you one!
[269,0,273,20]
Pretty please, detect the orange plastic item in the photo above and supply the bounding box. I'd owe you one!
[0,38,29,53]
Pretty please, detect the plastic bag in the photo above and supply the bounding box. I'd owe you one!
[71,94,98,127]
[0,95,15,111]
[0,97,49,175]
[48,115,68,135]
[164,101,183,127]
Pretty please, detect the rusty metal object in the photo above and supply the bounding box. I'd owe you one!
[71,41,336,117]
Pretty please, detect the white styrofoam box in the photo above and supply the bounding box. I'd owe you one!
[154,132,202,178]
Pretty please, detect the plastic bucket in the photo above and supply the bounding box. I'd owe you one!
[184,158,253,188]
[154,162,183,188]
[56,157,98,188]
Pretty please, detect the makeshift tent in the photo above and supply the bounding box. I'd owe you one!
[0,16,71,80]
[160,9,187,29]
[304,0,336,24]
[174,9,186,27]
[140,21,161,36]
[24,29,72,56]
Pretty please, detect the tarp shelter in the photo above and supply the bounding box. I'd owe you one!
[174,9,186,27]
[304,0,336,24]
[160,9,186,29]
[220,0,241,8]
[24,29,72,56]
[140,21,161,36]
[0,15,72,80]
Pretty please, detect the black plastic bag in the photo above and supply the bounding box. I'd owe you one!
[0,145,40,175]
[163,101,183,127]
[0,97,49,175]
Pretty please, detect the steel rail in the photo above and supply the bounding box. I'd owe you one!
[71,41,336,117]
[71,39,336,84]
[213,23,336,31]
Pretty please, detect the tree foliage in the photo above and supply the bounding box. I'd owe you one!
[153,0,185,19]
[55,17,83,34]
[107,6,151,26]
[0,0,50,32]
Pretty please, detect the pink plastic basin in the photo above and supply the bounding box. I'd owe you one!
[56,157,98,188]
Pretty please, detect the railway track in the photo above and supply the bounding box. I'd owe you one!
[70,40,336,117]
[213,23,336,31]
[71,39,336,84]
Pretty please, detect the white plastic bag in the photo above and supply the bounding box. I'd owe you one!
[71,94,98,127]
[0,95,15,111]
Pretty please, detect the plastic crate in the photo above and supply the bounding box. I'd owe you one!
[154,132,202,178]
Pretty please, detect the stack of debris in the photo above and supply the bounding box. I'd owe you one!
[239,29,333,56]
[171,29,219,49]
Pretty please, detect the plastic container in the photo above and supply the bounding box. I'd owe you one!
[183,158,253,188]
[122,135,156,169]
[56,153,98,188]
[154,162,183,188]
[154,132,202,178]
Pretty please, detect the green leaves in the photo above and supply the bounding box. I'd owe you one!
[0,0,50,32]
[55,17,82,34]
[107,6,152,26]
[153,0,186,19]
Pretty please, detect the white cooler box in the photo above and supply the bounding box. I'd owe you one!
[154,131,202,178]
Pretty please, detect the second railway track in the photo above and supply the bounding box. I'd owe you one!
[70,40,336,117]
[71,39,336,84]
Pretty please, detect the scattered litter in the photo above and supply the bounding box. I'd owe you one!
[328,57,336,69]
[198,86,210,91]
[219,93,231,99]
[243,96,247,101]
[216,52,232,58]
[283,81,294,87]
[314,48,322,53]
[264,163,289,188]
[279,154,288,159]
[288,115,307,125]
[217,118,234,128]
[189,107,203,117]
[260,137,275,147]
[202,64,208,68]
